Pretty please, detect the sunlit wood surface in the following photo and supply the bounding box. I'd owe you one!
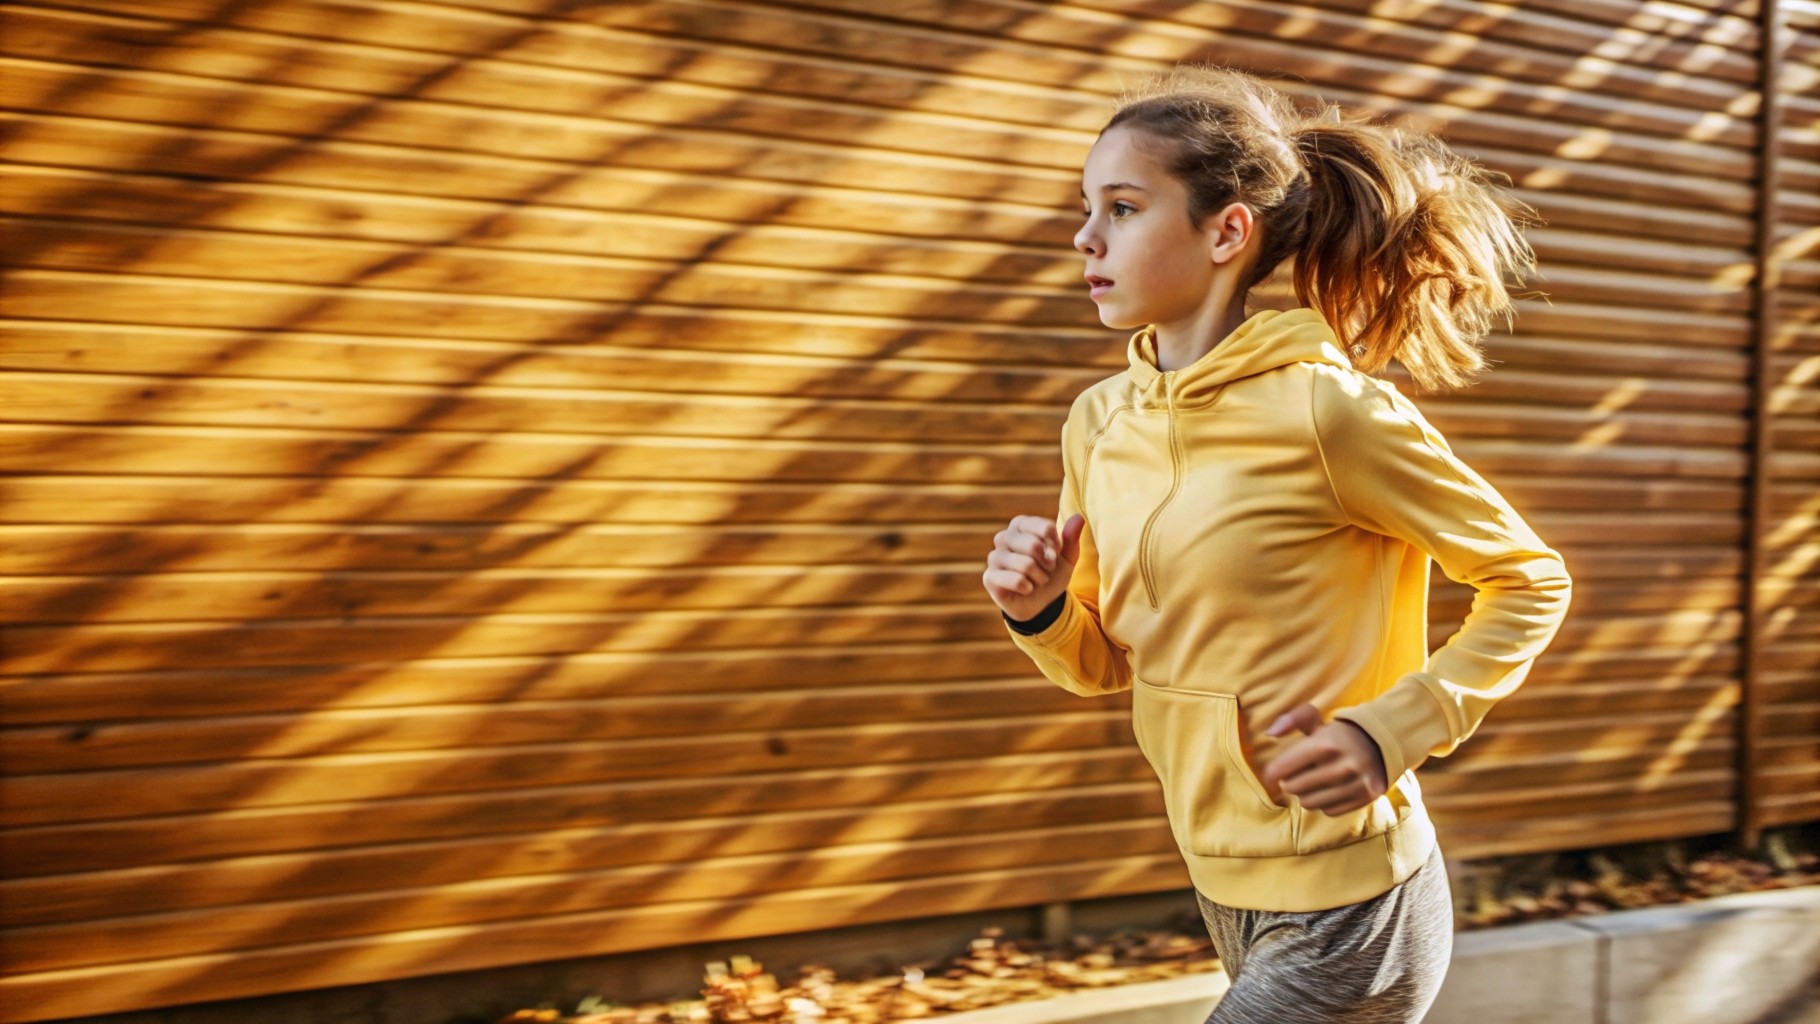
[1,0,1816,1019]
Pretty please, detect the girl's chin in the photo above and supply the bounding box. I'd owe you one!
[1095,307,1147,330]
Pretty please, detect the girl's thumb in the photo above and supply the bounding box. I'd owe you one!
[1058,513,1086,565]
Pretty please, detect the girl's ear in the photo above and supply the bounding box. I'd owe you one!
[1206,201,1256,268]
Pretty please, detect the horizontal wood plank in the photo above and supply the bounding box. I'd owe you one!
[0,369,1752,448]
[0,217,1759,315]
[0,711,1136,826]
[0,320,1748,403]
[0,555,1749,628]
[0,749,1155,875]
[0,783,1166,924]
[0,155,1760,250]
[0,630,1738,728]
[0,679,1095,772]
[0,97,1762,220]
[0,596,1728,676]
[0,521,1740,579]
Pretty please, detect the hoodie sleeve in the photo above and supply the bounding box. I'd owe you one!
[1000,400,1133,697]
[1312,369,1573,782]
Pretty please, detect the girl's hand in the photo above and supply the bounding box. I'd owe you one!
[983,513,1085,621]
[1257,703,1390,815]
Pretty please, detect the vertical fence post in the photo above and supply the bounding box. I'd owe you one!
[1741,0,1785,851]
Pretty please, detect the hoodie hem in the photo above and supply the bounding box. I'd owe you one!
[1181,803,1438,912]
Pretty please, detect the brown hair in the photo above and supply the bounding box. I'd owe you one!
[1104,62,1543,393]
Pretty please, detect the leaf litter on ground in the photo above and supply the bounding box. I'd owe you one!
[497,840,1820,1024]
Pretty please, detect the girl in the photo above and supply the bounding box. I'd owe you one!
[980,64,1574,1023]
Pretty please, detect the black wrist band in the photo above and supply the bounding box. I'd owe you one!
[1003,592,1067,635]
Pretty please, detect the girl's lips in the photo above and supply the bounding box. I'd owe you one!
[1086,275,1114,298]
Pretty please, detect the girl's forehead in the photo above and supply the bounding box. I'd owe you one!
[1082,127,1163,186]
[1087,126,1141,165]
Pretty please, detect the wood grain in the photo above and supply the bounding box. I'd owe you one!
[1,0,1813,1019]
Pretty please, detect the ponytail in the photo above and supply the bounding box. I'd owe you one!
[1291,105,1543,392]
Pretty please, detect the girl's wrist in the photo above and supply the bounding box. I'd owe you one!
[1336,719,1389,786]
[1004,592,1067,635]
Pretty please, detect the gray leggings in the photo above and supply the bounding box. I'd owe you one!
[1196,841,1453,1023]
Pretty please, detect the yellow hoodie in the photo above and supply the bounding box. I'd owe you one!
[1003,307,1573,912]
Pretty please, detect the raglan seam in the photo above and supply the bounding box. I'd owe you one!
[1071,400,1133,529]
[1308,368,1353,527]
[1318,368,1485,772]
[1320,368,1509,532]
[1385,388,1505,523]
[1083,401,1133,465]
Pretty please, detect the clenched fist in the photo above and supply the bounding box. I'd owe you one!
[983,513,1085,621]
[1258,703,1390,816]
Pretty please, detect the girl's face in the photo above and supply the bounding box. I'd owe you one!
[1074,125,1253,331]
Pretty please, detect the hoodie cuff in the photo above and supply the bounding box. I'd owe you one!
[1003,592,1068,636]
[1002,590,1084,648]
[1329,673,1456,782]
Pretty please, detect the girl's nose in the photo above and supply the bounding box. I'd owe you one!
[1074,222,1101,257]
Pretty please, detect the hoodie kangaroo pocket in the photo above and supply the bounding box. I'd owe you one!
[1292,770,1407,854]
[1130,680,1292,858]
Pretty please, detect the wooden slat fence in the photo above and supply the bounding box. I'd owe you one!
[1750,0,1820,832]
[0,0,1814,1019]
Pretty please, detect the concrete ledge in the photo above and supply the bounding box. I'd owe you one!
[934,886,1820,1024]
[1425,920,1600,1024]
[924,974,1229,1024]
[1567,886,1820,1024]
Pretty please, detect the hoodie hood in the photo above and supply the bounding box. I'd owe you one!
[1126,307,1355,409]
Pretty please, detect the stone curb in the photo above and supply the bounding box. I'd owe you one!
[928,885,1820,1024]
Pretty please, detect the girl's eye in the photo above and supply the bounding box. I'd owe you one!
[1080,202,1136,219]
